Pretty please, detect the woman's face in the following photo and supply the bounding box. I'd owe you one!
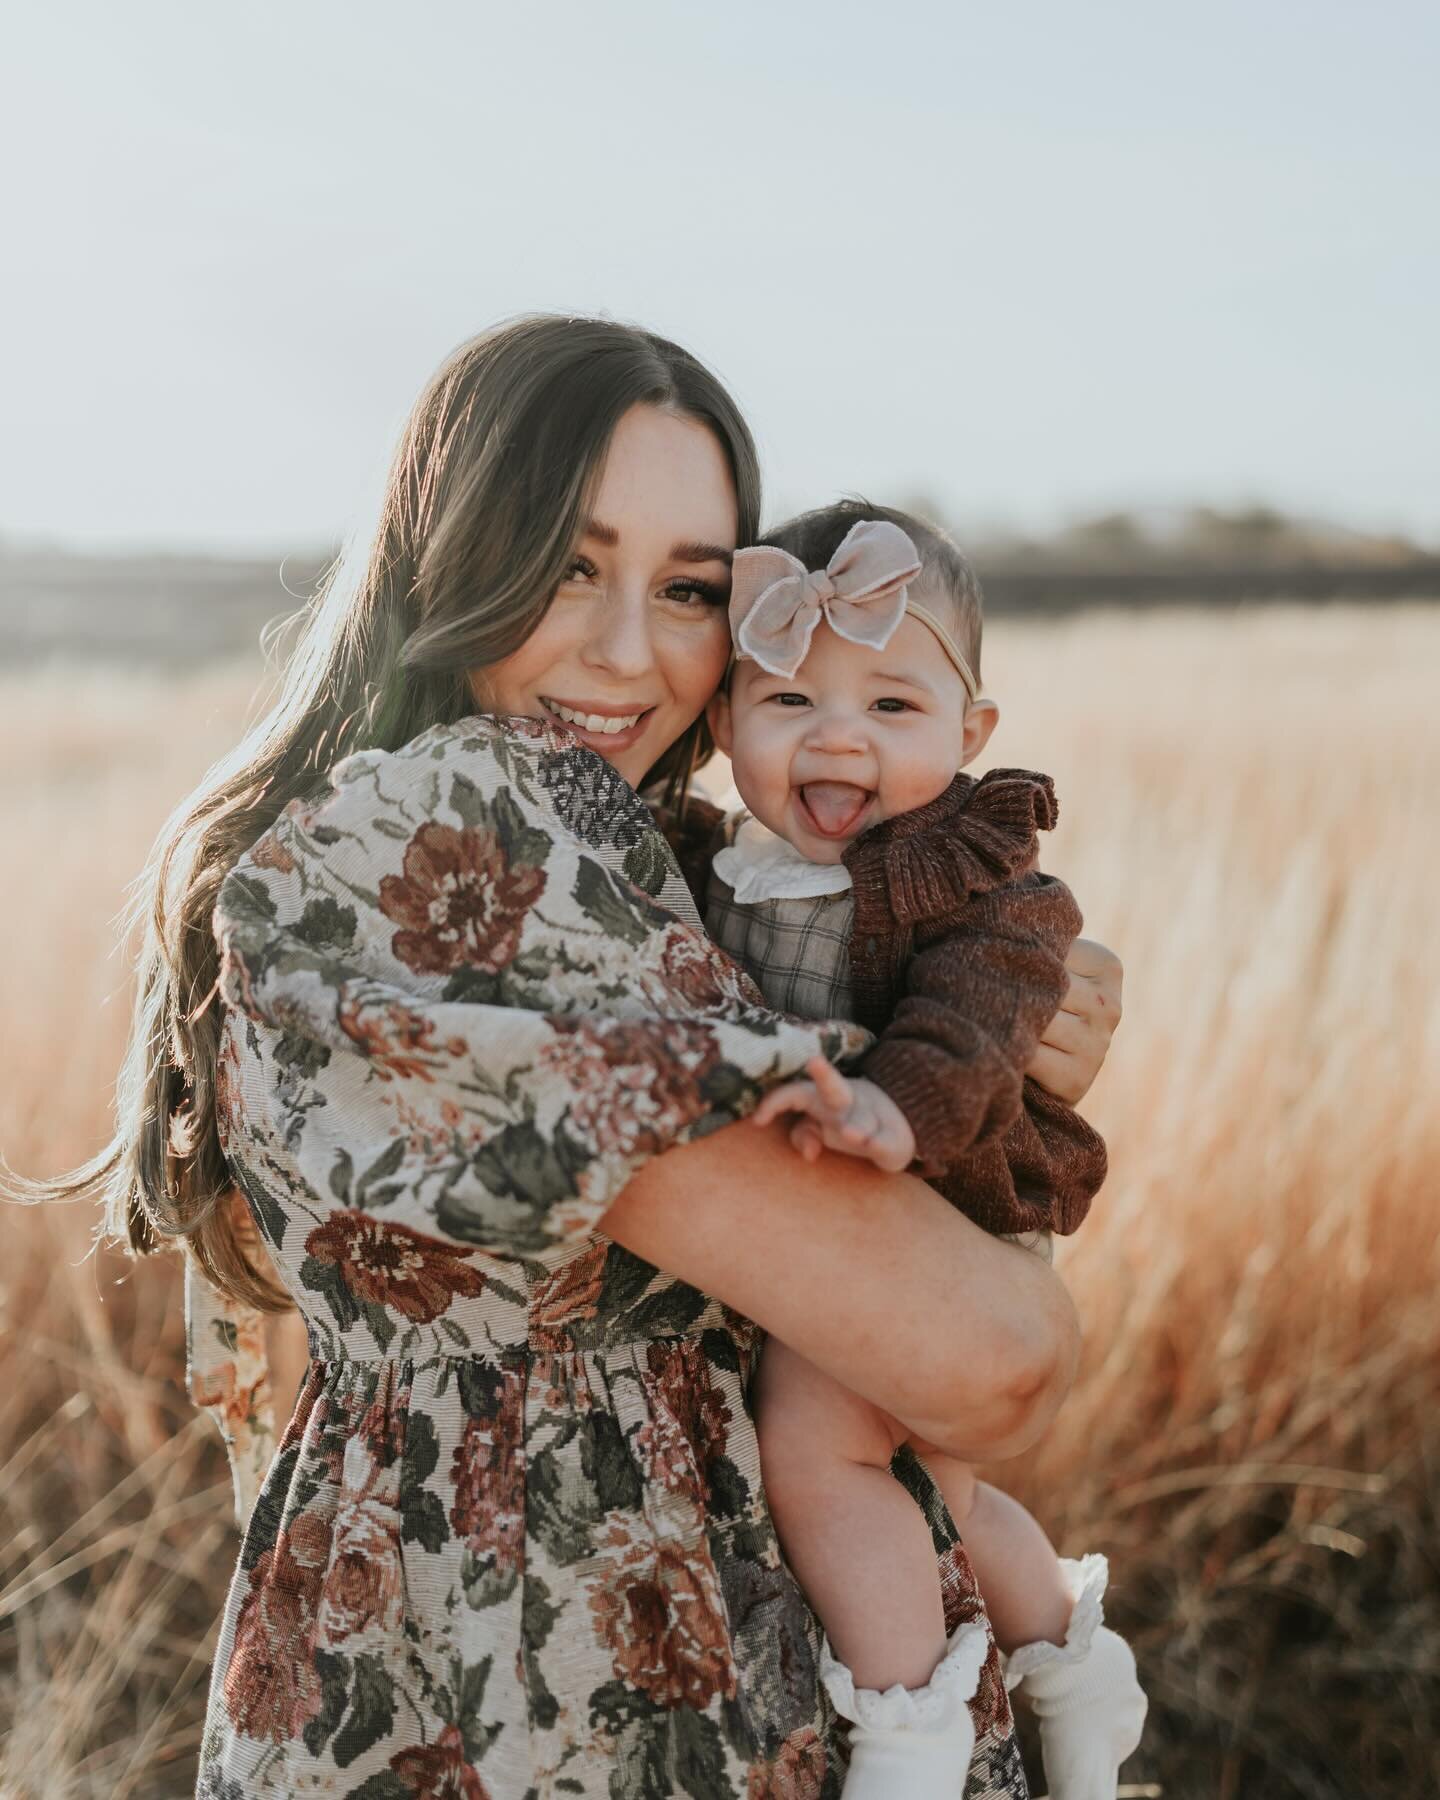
[472,404,737,788]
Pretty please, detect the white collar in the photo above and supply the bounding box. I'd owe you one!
[712,814,854,904]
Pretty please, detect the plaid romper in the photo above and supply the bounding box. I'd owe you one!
[705,831,858,1022]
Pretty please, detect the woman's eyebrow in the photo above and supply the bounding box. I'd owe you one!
[670,539,734,566]
[582,518,732,566]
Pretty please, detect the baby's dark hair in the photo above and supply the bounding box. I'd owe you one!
[759,497,984,685]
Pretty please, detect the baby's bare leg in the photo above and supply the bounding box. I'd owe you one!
[922,1453,1073,1653]
[756,1338,946,1691]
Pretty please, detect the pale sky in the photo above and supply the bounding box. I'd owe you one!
[3,0,1437,553]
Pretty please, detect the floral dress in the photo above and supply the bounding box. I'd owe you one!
[189,714,1030,1799]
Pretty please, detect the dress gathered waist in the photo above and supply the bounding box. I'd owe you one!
[292,1281,761,1365]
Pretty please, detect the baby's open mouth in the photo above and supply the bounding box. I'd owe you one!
[797,782,874,839]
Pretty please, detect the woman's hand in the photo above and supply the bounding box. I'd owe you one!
[1025,937,1123,1105]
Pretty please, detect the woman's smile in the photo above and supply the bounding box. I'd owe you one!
[538,694,656,748]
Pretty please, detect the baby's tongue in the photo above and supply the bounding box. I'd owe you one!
[800,782,870,837]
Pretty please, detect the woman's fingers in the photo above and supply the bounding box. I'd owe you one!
[1064,938,1123,1024]
[1025,938,1126,1102]
[1037,1005,1092,1055]
[1025,1040,1087,1104]
[1054,973,1101,1020]
[1028,991,1113,1104]
[1053,972,1116,1032]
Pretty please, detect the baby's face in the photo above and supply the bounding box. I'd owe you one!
[712,609,987,864]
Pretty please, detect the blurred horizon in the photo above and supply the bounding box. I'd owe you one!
[4,1,1438,555]
[5,496,1440,567]
[7,497,1436,670]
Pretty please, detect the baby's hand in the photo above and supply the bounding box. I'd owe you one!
[752,1056,917,1173]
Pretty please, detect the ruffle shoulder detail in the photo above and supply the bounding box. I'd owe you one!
[846,767,1060,925]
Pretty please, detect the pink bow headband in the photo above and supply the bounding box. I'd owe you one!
[728,519,979,698]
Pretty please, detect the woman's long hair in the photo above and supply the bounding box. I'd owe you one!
[7,315,761,1310]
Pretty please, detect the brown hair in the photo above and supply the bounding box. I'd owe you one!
[5,315,760,1309]
[761,497,985,683]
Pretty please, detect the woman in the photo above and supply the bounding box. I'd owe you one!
[40,317,1120,1798]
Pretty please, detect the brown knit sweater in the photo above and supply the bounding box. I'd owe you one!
[843,769,1106,1237]
[660,771,1106,1239]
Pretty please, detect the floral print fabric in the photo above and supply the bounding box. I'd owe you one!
[190,715,1028,1798]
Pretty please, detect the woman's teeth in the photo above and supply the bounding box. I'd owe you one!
[541,699,644,735]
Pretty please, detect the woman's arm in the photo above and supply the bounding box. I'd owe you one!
[214,724,872,1260]
[600,1116,1079,1465]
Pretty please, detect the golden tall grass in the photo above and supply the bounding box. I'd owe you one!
[1,609,1436,1798]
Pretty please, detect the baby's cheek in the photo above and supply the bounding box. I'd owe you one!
[746,760,793,833]
[878,738,963,817]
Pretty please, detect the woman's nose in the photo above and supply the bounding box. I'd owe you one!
[579,590,655,681]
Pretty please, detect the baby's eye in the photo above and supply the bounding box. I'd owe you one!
[873,697,912,713]
[770,692,811,707]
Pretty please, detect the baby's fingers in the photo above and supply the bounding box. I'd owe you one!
[790,1119,824,1162]
[847,1086,916,1171]
[805,1056,855,1114]
[868,1118,917,1172]
[753,1079,820,1128]
[836,1110,878,1148]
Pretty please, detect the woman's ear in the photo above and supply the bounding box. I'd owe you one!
[706,688,734,756]
[960,696,999,767]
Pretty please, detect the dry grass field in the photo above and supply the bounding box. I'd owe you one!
[1,607,1436,1798]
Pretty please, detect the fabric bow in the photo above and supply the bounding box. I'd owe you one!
[730,519,922,679]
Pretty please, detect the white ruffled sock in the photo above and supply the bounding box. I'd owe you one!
[1003,1554,1147,1800]
[820,1620,989,1799]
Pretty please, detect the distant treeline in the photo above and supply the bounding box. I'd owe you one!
[955,502,1440,612]
[3,506,1438,666]
[979,559,1440,613]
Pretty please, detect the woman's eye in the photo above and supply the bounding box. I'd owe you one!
[661,579,728,608]
[565,556,599,582]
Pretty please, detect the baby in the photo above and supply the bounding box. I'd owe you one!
[704,502,1147,1800]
